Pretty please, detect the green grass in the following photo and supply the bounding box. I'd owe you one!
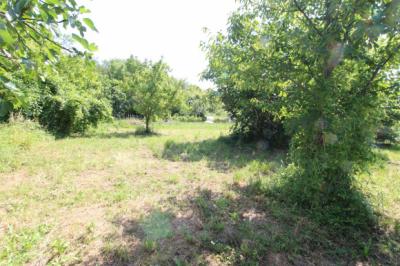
[0,119,399,265]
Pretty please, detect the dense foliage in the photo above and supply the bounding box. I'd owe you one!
[101,58,138,118]
[0,0,97,117]
[203,13,289,146]
[9,56,111,136]
[174,85,225,121]
[4,53,224,136]
[38,57,111,136]
[377,70,400,143]
[132,60,179,132]
[205,0,400,227]
[100,57,225,125]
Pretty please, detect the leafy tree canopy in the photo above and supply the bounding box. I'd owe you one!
[205,0,400,227]
[0,0,97,115]
[132,59,179,132]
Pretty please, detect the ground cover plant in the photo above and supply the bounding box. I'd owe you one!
[0,120,399,265]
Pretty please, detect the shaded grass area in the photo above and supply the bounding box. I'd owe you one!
[89,184,400,265]
[0,120,399,265]
[92,126,162,139]
[161,136,286,171]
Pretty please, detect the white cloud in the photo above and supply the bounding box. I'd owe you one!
[82,0,238,88]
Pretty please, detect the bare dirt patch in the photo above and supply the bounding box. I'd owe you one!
[0,170,29,191]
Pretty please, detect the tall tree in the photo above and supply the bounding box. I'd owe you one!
[206,0,400,224]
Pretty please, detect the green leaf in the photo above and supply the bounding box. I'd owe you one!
[83,18,97,32]
[0,99,13,118]
[79,6,91,14]
[0,29,14,45]
[39,8,49,21]
[44,0,60,5]
[14,0,31,16]
[46,9,58,22]
[71,33,97,51]
[88,42,98,52]
[71,33,89,50]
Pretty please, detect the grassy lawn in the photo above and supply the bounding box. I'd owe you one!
[0,120,399,265]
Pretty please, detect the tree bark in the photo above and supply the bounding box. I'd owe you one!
[145,116,150,133]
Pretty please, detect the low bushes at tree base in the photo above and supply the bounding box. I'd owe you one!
[260,166,377,234]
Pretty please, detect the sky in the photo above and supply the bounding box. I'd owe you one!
[82,0,239,88]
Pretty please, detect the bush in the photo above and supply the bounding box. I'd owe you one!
[39,94,111,136]
[213,117,230,123]
[230,109,289,147]
[203,14,290,148]
[376,83,400,144]
[17,56,114,136]
[267,166,377,232]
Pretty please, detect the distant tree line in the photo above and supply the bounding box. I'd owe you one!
[1,54,225,135]
[101,56,225,124]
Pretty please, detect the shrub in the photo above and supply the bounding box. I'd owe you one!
[203,14,290,148]
[31,56,113,136]
[40,94,111,136]
[230,109,288,147]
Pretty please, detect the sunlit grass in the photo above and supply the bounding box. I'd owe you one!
[0,120,398,265]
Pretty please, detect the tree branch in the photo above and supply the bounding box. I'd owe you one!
[22,21,74,53]
[361,42,400,95]
[293,0,323,37]
[20,17,68,24]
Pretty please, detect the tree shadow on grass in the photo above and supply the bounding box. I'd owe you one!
[85,183,400,266]
[375,143,400,152]
[89,128,162,139]
[162,136,287,172]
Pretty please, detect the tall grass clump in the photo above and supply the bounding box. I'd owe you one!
[0,118,53,172]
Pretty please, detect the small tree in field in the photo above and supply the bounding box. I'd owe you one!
[134,60,178,133]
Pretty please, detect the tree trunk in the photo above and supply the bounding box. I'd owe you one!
[145,116,150,133]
